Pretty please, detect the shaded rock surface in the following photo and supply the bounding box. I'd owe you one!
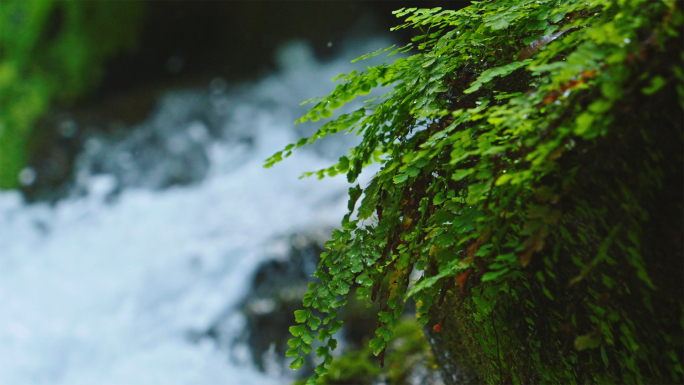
[234,232,326,373]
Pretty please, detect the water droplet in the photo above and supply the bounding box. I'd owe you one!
[18,167,37,186]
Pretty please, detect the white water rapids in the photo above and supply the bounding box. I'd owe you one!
[0,35,394,385]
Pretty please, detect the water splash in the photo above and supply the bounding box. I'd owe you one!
[0,35,396,385]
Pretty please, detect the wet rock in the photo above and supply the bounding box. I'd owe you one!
[192,232,327,377]
[235,233,324,373]
[195,230,388,378]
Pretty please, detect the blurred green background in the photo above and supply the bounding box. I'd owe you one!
[0,0,144,189]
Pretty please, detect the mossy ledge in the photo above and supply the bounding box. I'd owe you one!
[266,0,684,383]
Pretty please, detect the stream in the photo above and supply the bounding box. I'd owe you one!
[0,35,395,385]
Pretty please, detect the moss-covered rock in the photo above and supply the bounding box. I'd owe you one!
[272,0,684,383]
[425,32,683,384]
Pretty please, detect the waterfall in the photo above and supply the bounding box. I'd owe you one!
[0,35,395,385]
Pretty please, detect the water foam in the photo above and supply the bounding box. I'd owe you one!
[0,34,396,384]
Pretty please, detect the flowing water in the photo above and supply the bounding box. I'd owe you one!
[0,35,395,385]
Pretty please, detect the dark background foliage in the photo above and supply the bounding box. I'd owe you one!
[16,0,471,199]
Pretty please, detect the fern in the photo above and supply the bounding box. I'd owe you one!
[268,0,684,383]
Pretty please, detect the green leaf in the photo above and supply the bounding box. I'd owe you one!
[289,356,305,370]
[589,99,613,114]
[301,343,312,354]
[264,151,283,168]
[376,326,394,341]
[601,345,609,367]
[294,309,311,323]
[433,192,446,205]
[393,172,409,184]
[329,320,343,334]
[407,165,420,177]
[337,156,350,172]
[379,311,393,323]
[601,81,623,101]
[432,209,455,224]
[315,346,329,358]
[329,99,343,109]
[335,280,350,295]
[307,316,322,330]
[295,138,308,148]
[487,18,510,30]
[318,327,331,341]
[452,168,474,181]
[481,268,510,282]
[435,233,455,248]
[369,337,386,355]
[285,348,299,357]
[642,75,666,95]
[574,113,595,136]
[356,272,374,287]
[315,366,329,377]
[495,173,513,186]
[575,331,602,351]
[548,10,566,23]
[466,181,491,204]
[302,330,316,345]
[290,325,306,337]
[287,337,302,348]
